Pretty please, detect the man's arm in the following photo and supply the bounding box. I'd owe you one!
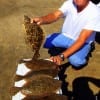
[50,29,94,65]
[63,29,94,58]
[32,10,64,25]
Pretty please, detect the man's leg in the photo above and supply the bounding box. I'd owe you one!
[43,32,93,68]
[43,33,60,49]
[43,33,66,56]
[68,43,91,68]
[44,33,75,56]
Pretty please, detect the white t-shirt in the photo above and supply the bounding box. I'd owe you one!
[97,2,100,7]
[59,0,100,43]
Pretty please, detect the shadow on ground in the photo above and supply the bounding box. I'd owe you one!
[95,32,100,44]
[72,77,100,100]
[58,62,100,100]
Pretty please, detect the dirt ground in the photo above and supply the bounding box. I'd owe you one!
[0,0,99,100]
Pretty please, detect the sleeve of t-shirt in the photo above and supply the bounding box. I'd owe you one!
[58,0,71,17]
[83,12,100,32]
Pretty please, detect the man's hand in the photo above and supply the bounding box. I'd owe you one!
[31,17,43,25]
[50,55,63,65]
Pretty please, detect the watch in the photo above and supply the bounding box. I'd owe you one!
[59,53,64,61]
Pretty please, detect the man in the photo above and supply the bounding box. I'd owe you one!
[32,0,100,68]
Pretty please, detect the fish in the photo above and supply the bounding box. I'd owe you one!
[19,59,58,71]
[10,77,62,98]
[22,94,68,100]
[24,15,44,59]
[14,69,59,82]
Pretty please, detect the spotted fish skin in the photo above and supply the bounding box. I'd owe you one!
[25,59,57,70]
[21,77,61,96]
[24,15,44,59]
[22,94,68,100]
[14,69,59,81]
[10,77,62,98]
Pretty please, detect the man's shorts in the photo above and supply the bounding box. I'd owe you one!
[43,33,74,48]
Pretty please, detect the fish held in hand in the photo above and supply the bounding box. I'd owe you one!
[24,15,45,59]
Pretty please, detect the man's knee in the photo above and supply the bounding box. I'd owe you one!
[68,57,87,68]
[43,33,59,48]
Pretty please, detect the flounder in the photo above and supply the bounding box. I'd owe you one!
[14,69,59,82]
[22,94,68,100]
[19,59,58,71]
[10,77,61,98]
[24,15,44,59]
